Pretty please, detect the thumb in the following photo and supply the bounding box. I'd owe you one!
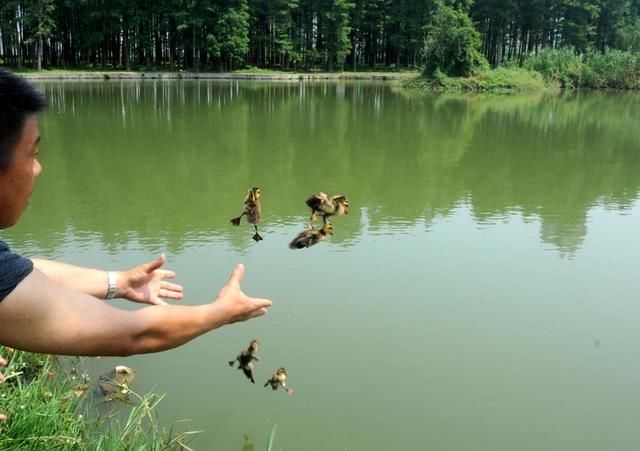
[228,263,245,288]
[144,253,166,273]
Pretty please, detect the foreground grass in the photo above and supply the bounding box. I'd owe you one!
[0,348,193,450]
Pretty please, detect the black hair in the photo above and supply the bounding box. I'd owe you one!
[0,69,47,173]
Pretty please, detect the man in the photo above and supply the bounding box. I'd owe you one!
[0,69,272,421]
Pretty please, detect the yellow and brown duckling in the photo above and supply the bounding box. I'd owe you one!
[228,339,260,383]
[264,367,294,395]
[305,192,349,224]
[231,187,263,242]
[289,223,333,249]
[97,365,136,402]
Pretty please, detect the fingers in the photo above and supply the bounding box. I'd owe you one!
[143,253,166,273]
[227,263,245,288]
[245,298,272,320]
[160,270,177,280]
[0,414,5,421]
[160,281,183,294]
[252,297,273,309]
[158,284,184,300]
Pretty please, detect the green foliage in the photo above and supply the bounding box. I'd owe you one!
[524,47,585,88]
[582,48,640,88]
[423,0,488,77]
[617,14,640,51]
[23,0,56,42]
[560,0,600,53]
[216,0,251,70]
[524,47,640,88]
[2,0,640,74]
[320,0,354,70]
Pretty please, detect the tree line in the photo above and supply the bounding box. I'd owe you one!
[1,0,639,73]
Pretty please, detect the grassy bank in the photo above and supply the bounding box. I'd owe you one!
[403,49,640,92]
[0,348,192,450]
[8,68,418,81]
[403,67,550,92]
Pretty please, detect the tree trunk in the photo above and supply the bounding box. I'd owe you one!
[37,39,42,70]
[123,24,130,70]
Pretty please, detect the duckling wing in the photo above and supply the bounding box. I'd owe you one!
[289,238,307,249]
[305,193,330,211]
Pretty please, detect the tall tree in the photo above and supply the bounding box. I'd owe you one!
[424,0,486,76]
[320,0,354,70]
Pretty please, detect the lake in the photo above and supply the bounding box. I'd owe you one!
[4,80,640,450]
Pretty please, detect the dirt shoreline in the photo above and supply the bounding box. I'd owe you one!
[21,71,413,81]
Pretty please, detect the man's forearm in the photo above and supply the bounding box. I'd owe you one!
[126,303,229,355]
[31,258,113,299]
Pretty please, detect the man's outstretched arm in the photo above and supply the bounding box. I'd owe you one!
[31,254,183,305]
[0,264,270,356]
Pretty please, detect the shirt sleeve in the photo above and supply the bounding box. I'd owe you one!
[0,240,34,302]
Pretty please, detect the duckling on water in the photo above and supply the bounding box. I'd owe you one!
[231,187,263,242]
[228,339,260,383]
[305,192,349,224]
[289,223,333,249]
[264,367,294,395]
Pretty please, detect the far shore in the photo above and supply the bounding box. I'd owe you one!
[17,70,418,81]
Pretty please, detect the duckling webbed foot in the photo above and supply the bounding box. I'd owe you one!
[230,217,242,226]
[253,226,263,241]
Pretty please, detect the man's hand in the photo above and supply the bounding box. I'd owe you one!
[213,264,272,324]
[0,354,7,421]
[119,254,184,306]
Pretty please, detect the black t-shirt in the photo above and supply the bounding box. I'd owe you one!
[0,240,34,301]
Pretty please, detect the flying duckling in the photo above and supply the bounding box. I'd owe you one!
[264,367,294,395]
[305,192,349,224]
[231,187,263,242]
[228,339,260,383]
[289,223,333,249]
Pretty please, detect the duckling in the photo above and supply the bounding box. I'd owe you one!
[289,223,333,249]
[305,192,349,224]
[97,365,136,402]
[228,339,260,383]
[231,187,263,242]
[264,367,294,395]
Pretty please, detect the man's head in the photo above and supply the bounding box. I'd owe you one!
[0,70,47,228]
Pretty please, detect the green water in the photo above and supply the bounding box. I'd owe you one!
[4,81,640,450]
